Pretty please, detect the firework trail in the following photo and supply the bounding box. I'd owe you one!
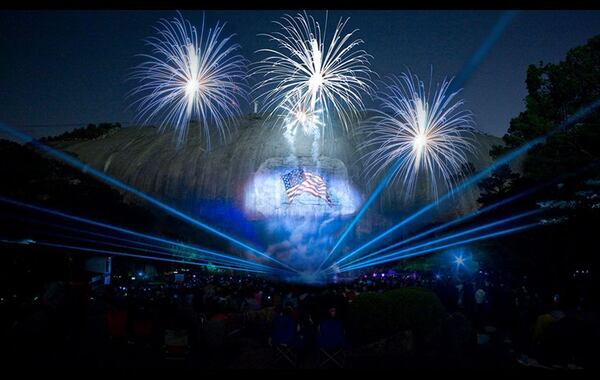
[280,91,324,140]
[277,90,325,163]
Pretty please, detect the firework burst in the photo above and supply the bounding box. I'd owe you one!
[253,12,374,134]
[280,90,324,138]
[360,71,476,199]
[129,13,247,148]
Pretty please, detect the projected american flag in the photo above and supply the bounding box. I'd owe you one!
[282,168,332,207]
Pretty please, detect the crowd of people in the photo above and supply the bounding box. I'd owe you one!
[1,263,596,368]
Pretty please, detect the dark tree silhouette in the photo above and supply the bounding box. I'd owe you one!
[451,162,476,184]
[40,122,121,142]
[491,34,600,160]
[477,164,521,206]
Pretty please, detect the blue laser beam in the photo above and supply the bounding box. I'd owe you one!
[337,186,543,268]
[7,212,270,271]
[338,155,600,270]
[341,222,538,272]
[7,208,286,273]
[321,12,519,270]
[0,196,273,273]
[450,11,518,92]
[46,233,255,269]
[329,136,545,271]
[340,222,540,272]
[31,241,268,274]
[337,209,541,272]
[330,95,600,272]
[0,195,277,273]
[39,228,266,272]
[0,122,297,273]
[317,158,404,271]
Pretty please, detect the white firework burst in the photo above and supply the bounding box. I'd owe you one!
[360,71,476,199]
[280,90,324,138]
[253,12,374,134]
[129,13,247,148]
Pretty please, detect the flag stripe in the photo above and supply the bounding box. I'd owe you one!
[282,167,332,206]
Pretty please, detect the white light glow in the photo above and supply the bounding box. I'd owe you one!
[253,12,374,134]
[130,13,247,148]
[360,71,476,199]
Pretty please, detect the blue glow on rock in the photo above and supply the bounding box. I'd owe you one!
[242,157,363,274]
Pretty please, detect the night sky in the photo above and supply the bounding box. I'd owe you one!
[1,10,600,139]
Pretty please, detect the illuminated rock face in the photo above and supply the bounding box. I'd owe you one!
[52,115,502,231]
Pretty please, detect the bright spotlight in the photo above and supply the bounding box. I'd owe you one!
[454,254,465,266]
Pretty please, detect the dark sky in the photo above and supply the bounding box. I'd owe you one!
[1,10,600,138]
